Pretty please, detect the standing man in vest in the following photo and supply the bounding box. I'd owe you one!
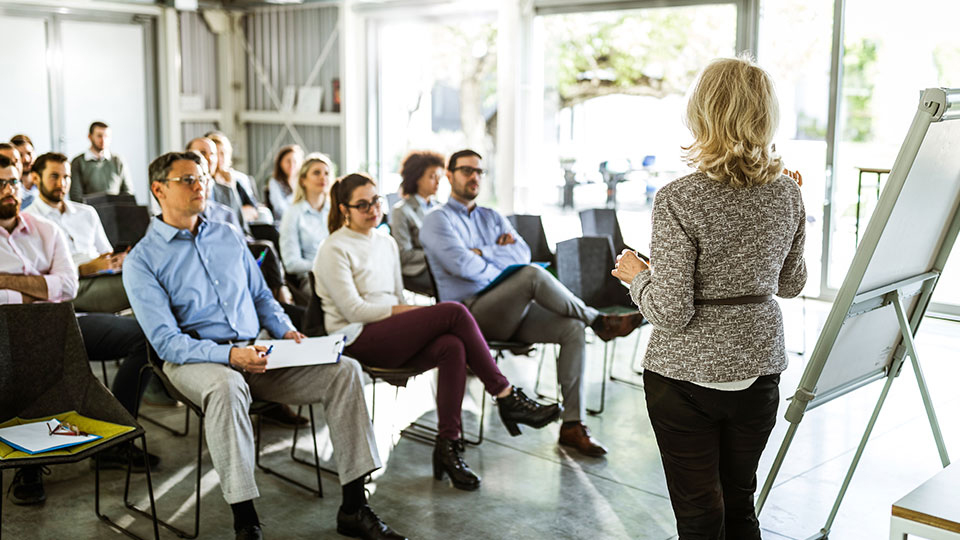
[69,121,132,201]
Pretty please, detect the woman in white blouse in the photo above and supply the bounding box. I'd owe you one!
[314,172,561,492]
[279,153,333,291]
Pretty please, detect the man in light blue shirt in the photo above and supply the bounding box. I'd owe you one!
[123,151,405,540]
[420,149,644,458]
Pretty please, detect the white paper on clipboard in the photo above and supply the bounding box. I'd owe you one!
[258,335,345,370]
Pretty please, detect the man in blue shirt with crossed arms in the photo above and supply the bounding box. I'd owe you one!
[420,149,644,458]
[123,151,405,540]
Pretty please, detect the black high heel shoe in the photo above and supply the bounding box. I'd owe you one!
[496,386,562,436]
[433,437,480,491]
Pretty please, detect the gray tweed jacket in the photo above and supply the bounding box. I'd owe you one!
[629,171,807,383]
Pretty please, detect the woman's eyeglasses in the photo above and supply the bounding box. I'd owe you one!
[344,195,382,213]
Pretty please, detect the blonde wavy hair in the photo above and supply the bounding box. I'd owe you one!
[292,152,335,204]
[682,56,782,188]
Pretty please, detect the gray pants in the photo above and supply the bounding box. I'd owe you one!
[466,265,600,422]
[72,274,130,313]
[164,357,381,504]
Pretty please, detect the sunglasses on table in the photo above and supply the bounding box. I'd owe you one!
[0,178,21,190]
[344,195,382,213]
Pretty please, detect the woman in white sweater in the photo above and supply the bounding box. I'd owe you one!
[313,172,561,492]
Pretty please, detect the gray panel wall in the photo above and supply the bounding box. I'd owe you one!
[243,4,341,186]
[246,124,342,187]
[182,122,219,147]
[179,11,219,110]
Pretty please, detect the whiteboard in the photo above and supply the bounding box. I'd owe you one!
[805,88,960,406]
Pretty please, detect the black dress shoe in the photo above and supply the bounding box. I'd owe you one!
[496,386,562,436]
[91,442,161,473]
[236,524,263,540]
[7,466,48,505]
[336,504,407,540]
[433,437,481,491]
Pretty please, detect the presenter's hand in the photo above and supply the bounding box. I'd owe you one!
[611,249,650,284]
[283,330,305,343]
[783,168,803,186]
[496,233,516,245]
[230,345,269,374]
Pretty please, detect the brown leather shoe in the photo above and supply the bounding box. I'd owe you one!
[591,312,644,342]
[559,422,608,457]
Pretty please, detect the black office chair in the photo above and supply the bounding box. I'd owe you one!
[126,349,326,539]
[556,236,648,414]
[0,304,159,540]
[579,208,633,257]
[92,204,151,250]
[507,214,555,266]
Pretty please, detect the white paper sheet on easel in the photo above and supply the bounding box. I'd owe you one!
[258,335,345,370]
[0,419,101,454]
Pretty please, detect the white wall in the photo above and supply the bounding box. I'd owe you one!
[0,16,53,151]
[61,20,150,204]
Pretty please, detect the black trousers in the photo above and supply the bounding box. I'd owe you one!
[643,370,780,540]
[77,314,151,417]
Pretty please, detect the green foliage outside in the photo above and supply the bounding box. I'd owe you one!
[842,38,877,142]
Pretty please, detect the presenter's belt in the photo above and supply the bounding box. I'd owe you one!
[694,295,773,306]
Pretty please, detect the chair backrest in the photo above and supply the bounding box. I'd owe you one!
[556,236,633,309]
[83,192,137,207]
[0,303,136,426]
[579,208,630,257]
[93,204,151,248]
[508,214,555,265]
[249,223,280,247]
[303,272,328,337]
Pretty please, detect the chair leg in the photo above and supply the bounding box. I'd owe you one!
[95,435,161,540]
[124,415,203,539]
[256,406,326,496]
[610,332,645,390]
[534,345,562,402]
[290,405,337,485]
[587,340,613,416]
[136,365,190,437]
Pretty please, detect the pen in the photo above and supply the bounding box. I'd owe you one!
[259,345,273,358]
[255,249,268,267]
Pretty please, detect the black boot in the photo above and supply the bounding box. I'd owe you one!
[433,437,481,491]
[496,386,562,436]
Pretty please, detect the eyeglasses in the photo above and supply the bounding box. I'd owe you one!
[165,175,206,187]
[344,195,382,213]
[453,166,484,177]
[0,178,21,190]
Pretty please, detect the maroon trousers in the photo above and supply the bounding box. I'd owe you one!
[345,302,510,439]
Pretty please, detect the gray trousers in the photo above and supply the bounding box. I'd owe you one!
[466,265,600,422]
[164,356,381,504]
[72,274,131,313]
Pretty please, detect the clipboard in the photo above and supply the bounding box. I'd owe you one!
[256,335,345,370]
[478,262,548,295]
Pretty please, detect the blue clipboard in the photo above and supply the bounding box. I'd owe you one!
[478,262,548,295]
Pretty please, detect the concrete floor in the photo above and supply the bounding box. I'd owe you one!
[3,297,959,539]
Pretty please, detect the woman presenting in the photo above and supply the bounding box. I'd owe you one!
[613,57,806,540]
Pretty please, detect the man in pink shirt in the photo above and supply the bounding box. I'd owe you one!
[1,154,157,506]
